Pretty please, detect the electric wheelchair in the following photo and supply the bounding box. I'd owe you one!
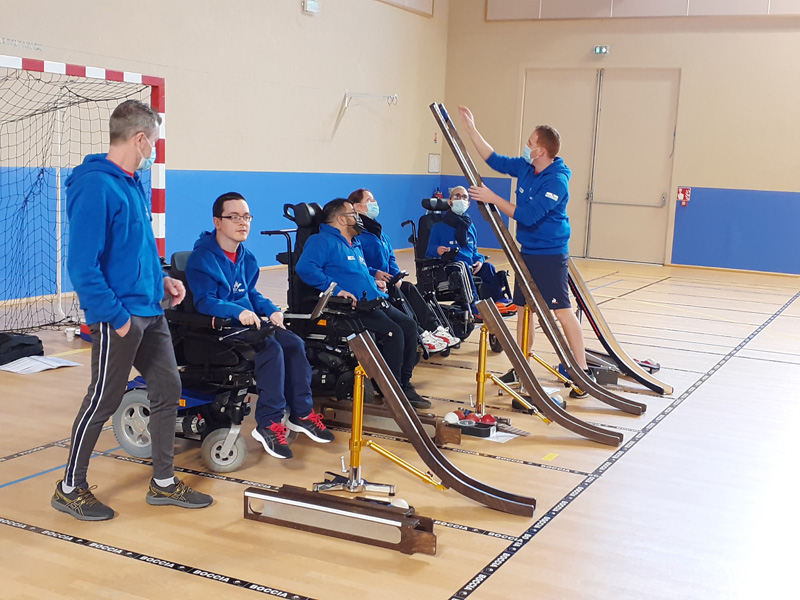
[403,196,514,352]
[263,202,384,402]
[112,251,275,473]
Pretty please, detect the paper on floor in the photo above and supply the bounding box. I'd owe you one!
[0,356,82,375]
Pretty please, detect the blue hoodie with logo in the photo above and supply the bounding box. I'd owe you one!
[425,219,485,265]
[485,152,572,255]
[296,224,387,301]
[66,153,164,329]
[185,231,279,320]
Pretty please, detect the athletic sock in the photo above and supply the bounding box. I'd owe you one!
[154,477,176,488]
[61,482,75,494]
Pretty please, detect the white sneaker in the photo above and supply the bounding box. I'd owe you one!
[421,331,448,352]
[433,325,460,348]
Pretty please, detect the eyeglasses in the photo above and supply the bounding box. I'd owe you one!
[219,214,253,224]
[451,194,468,200]
[339,211,360,219]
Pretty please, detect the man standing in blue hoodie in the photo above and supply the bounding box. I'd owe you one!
[296,198,429,409]
[52,100,213,521]
[457,106,593,397]
[185,192,334,460]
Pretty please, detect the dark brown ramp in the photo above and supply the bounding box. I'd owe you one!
[430,102,646,415]
[477,300,623,446]
[568,261,674,395]
[348,333,536,517]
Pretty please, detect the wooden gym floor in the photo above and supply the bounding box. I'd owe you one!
[1,253,798,599]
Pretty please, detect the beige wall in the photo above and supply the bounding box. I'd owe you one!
[2,0,450,174]
[444,0,800,256]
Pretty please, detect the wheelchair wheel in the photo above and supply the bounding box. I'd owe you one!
[200,428,247,473]
[113,389,153,458]
[439,347,451,358]
[489,334,503,354]
[335,371,376,402]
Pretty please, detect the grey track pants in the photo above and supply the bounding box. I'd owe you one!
[64,314,180,487]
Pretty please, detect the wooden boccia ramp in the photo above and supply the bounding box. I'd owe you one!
[243,485,436,556]
[348,332,537,517]
[429,101,673,412]
[243,332,536,554]
[476,299,623,447]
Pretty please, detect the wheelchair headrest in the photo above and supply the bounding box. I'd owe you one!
[421,197,450,212]
[169,251,196,314]
[284,202,324,228]
[170,251,192,274]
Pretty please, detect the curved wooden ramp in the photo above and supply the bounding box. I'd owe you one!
[477,300,623,447]
[430,101,646,415]
[567,260,673,395]
[348,333,536,517]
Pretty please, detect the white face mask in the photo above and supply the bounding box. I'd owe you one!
[365,201,380,219]
[451,199,469,215]
[137,135,156,171]
[522,145,533,164]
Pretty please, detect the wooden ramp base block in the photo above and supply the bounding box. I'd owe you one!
[243,485,436,556]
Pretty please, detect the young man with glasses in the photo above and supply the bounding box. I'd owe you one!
[296,198,430,408]
[185,192,334,460]
[53,100,213,521]
[426,186,516,318]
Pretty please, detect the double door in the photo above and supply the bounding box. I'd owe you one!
[520,68,680,263]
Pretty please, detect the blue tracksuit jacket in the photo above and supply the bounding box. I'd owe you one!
[66,153,164,329]
[485,152,572,255]
[425,220,485,266]
[296,224,387,301]
[185,231,279,320]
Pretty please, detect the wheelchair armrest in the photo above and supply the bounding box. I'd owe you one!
[417,257,444,271]
[217,323,277,346]
[385,270,409,288]
[166,310,233,331]
[261,228,297,236]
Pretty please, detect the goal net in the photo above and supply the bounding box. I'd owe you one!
[0,60,154,333]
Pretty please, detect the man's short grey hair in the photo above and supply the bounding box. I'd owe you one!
[109,99,162,144]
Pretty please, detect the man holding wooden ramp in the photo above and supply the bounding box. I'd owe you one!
[457,106,594,399]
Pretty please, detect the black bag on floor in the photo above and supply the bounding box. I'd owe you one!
[0,333,44,365]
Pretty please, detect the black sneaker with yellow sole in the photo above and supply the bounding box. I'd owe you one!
[146,478,213,508]
[51,480,115,521]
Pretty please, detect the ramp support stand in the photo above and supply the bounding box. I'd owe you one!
[475,324,550,423]
[314,365,445,494]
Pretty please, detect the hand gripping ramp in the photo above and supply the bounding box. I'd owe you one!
[477,300,623,446]
[348,333,536,517]
[430,102,646,415]
[567,261,673,395]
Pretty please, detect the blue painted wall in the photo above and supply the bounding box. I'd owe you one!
[672,187,800,274]
[165,170,512,267]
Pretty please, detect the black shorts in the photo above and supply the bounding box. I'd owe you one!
[512,253,571,310]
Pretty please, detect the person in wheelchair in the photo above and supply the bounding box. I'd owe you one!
[185,192,334,461]
[425,186,516,318]
[296,198,430,409]
[348,188,459,352]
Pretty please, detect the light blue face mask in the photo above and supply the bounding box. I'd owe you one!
[451,199,469,215]
[365,201,380,220]
[522,145,533,164]
[137,137,156,171]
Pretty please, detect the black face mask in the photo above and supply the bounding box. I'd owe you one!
[341,213,364,235]
[352,214,365,235]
